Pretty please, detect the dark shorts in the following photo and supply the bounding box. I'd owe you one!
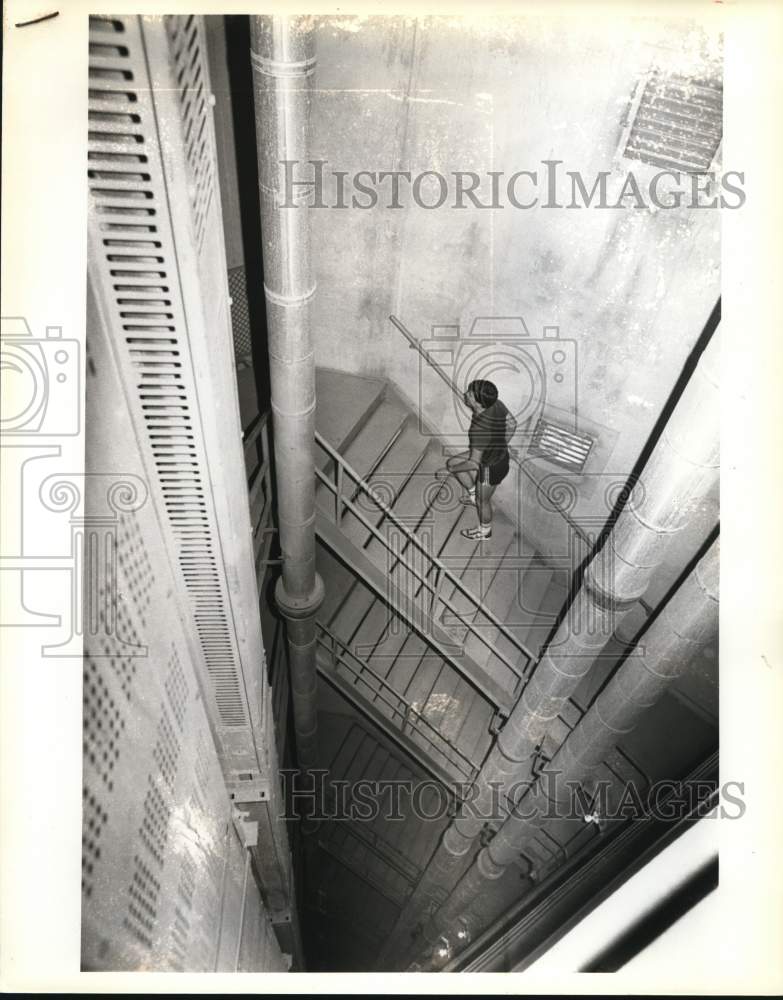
[479,455,510,487]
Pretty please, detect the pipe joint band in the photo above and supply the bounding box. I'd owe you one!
[264,283,317,307]
[270,398,317,419]
[250,49,317,78]
[275,573,325,620]
[584,564,646,613]
[477,847,506,880]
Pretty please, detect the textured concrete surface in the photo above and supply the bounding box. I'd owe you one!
[306,14,720,600]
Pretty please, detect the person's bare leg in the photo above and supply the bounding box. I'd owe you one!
[445,452,476,493]
[477,481,497,528]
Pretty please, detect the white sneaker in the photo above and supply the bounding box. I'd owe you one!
[461,524,491,540]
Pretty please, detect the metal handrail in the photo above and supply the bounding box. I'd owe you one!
[389,314,655,617]
[314,431,536,694]
[315,621,479,782]
[388,313,598,543]
[243,411,275,565]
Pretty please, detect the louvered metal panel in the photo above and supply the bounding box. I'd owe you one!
[82,273,286,971]
[622,70,722,173]
[86,13,275,800]
[530,418,593,472]
[84,13,293,966]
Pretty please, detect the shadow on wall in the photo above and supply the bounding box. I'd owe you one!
[224,14,271,411]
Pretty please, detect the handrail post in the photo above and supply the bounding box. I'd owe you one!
[335,460,343,525]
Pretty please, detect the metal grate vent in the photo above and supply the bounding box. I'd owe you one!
[139,774,171,866]
[164,648,189,731]
[531,418,594,472]
[152,703,181,792]
[623,70,722,173]
[87,14,248,729]
[124,854,160,950]
[82,785,108,899]
[165,15,216,257]
[117,512,155,626]
[84,656,124,789]
[227,265,252,363]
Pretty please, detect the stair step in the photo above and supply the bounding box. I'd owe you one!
[316,396,410,515]
[420,665,466,744]
[366,611,416,682]
[516,572,569,656]
[316,543,360,622]
[385,632,428,703]
[439,512,518,620]
[338,426,435,553]
[329,582,376,648]
[404,653,448,718]
[454,689,495,764]
[351,598,397,666]
[452,547,544,695]
[315,368,386,460]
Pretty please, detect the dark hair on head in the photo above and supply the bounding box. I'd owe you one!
[467,379,498,408]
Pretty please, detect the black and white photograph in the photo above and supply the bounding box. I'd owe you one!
[1,0,782,992]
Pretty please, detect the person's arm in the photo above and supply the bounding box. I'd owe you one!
[505,412,517,445]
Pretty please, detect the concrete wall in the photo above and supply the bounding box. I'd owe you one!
[307,14,720,586]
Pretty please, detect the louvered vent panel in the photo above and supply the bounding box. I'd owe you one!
[165,15,216,257]
[83,171,287,971]
[530,418,593,471]
[623,70,722,173]
[85,18,291,970]
[87,14,247,729]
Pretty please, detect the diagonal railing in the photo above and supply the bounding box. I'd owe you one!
[314,432,537,701]
[389,313,655,617]
[315,622,481,786]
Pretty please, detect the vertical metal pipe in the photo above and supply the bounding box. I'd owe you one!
[379,327,720,967]
[250,16,323,772]
[459,323,720,820]
[490,325,719,784]
[429,536,719,957]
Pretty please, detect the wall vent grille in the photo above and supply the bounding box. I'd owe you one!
[623,70,722,173]
[87,14,248,728]
[531,418,594,471]
[165,15,216,257]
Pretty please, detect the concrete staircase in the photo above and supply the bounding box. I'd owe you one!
[313,369,568,786]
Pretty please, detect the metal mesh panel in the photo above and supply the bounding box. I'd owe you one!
[83,266,286,972]
[228,265,252,364]
[83,13,288,972]
[82,272,234,970]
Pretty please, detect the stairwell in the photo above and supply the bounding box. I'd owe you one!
[312,369,569,790]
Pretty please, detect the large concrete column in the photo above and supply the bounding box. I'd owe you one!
[378,325,719,967]
[251,16,323,771]
[422,536,719,964]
